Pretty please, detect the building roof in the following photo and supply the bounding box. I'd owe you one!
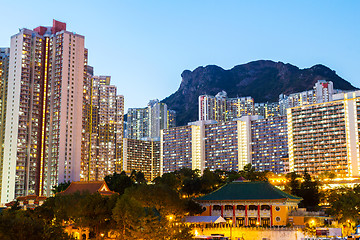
[185,216,226,223]
[58,181,117,196]
[17,195,47,201]
[196,181,302,202]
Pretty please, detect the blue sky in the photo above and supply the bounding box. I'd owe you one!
[0,1,359,110]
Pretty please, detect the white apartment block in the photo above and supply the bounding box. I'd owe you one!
[1,20,85,204]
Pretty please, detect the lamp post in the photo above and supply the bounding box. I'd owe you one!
[229,219,233,240]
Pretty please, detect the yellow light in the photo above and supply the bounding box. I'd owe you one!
[309,219,316,227]
[194,230,199,236]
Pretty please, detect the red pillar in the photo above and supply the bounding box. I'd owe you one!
[245,205,248,226]
[209,205,212,216]
[233,205,236,224]
[258,205,261,225]
[270,205,273,227]
[221,205,224,217]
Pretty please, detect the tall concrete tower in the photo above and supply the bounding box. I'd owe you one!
[1,20,85,203]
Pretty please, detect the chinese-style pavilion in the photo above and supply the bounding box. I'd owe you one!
[196,181,302,227]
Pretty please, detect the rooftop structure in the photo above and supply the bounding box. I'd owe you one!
[58,181,116,196]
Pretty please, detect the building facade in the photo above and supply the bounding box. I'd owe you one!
[1,20,85,203]
[161,125,195,174]
[199,91,255,122]
[127,99,175,140]
[81,74,124,181]
[161,116,288,174]
[287,91,360,177]
[251,116,288,173]
[127,107,149,140]
[122,138,160,181]
[0,48,10,197]
[204,121,242,172]
[199,91,281,122]
[279,80,337,115]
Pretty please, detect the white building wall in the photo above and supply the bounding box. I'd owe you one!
[1,32,23,204]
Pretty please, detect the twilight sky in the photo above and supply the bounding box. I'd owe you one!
[0,1,359,110]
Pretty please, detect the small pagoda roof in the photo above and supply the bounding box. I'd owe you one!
[58,181,117,196]
[196,181,302,202]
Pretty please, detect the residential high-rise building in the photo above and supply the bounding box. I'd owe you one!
[167,110,176,128]
[279,80,338,115]
[148,99,168,140]
[127,107,149,140]
[160,124,196,174]
[1,20,85,203]
[127,99,175,140]
[122,138,160,181]
[204,121,241,171]
[287,91,360,177]
[0,48,10,197]
[161,116,288,174]
[199,91,255,122]
[254,102,281,118]
[251,116,288,173]
[81,74,124,181]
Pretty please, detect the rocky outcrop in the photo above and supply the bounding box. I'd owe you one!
[162,60,357,126]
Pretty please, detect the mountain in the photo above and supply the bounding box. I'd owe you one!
[162,60,358,126]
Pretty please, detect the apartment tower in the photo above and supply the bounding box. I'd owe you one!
[81,74,124,181]
[127,99,175,140]
[0,48,10,197]
[123,138,160,181]
[1,20,85,203]
[287,91,360,177]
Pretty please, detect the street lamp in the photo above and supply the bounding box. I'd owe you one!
[229,219,233,240]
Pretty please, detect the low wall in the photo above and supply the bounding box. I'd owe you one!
[194,226,307,240]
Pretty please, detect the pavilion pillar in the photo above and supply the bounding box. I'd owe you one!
[233,205,236,225]
[245,205,248,226]
[209,205,212,216]
[270,205,273,227]
[221,205,224,217]
[258,205,261,225]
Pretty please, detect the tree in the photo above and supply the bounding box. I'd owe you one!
[182,176,202,197]
[130,170,147,184]
[328,185,360,224]
[112,194,150,239]
[239,163,268,181]
[286,172,301,197]
[200,168,225,193]
[113,184,194,239]
[0,209,71,240]
[52,181,71,194]
[153,172,180,191]
[299,170,320,210]
[76,193,117,237]
[104,172,134,195]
